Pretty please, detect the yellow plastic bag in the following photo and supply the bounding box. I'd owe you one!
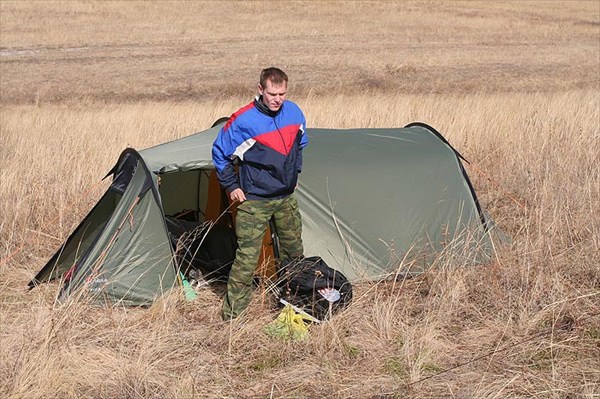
[264,304,312,341]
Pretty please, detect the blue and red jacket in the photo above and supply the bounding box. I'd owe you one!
[212,97,308,200]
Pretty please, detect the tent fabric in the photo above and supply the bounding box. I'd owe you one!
[59,161,177,305]
[297,125,491,280]
[30,122,497,305]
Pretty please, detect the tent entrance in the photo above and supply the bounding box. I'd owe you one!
[158,169,277,282]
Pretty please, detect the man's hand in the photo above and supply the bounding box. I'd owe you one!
[230,188,246,203]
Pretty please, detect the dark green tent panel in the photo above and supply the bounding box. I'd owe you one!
[30,122,499,305]
[298,123,493,281]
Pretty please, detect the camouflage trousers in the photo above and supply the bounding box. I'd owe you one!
[222,194,304,320]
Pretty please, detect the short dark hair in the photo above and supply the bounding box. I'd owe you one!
[260,67,288,88]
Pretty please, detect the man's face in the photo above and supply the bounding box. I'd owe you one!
[259,80,287,112]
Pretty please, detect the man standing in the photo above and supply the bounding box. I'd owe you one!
[212,67,308,320]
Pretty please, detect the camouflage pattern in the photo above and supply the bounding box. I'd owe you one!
[222,194,303,320]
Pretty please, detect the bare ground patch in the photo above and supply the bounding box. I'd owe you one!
[1,1,598,104]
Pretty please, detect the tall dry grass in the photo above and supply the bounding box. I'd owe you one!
[1,1,599,398]
[1,90,598,398]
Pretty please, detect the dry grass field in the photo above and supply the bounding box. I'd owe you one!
[1,1,599,398]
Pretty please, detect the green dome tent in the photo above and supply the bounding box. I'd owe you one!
[29,122,499,306]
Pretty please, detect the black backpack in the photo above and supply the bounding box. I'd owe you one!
[277,256,352,321]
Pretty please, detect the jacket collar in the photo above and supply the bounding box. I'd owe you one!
[254,95,283,117]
